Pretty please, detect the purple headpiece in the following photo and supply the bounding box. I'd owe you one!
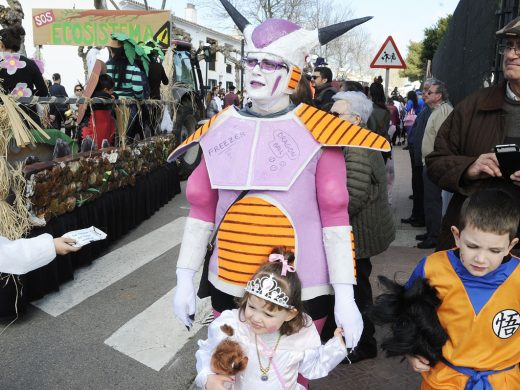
[220,0,372,69]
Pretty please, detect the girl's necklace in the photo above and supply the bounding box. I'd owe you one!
[255,333,282,381]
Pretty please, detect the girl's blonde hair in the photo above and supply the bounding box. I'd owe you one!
[237,247,310,336]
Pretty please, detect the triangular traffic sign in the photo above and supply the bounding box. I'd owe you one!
[370,36,406,69]
[154,21,171,48]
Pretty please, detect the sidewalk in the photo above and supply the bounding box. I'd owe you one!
[313,146,433,389]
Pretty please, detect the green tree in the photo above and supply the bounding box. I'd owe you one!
[399,15,452,81]
[421,15,452,68]
[399,41,423,81]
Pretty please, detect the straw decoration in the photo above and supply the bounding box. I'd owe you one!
[0,156,9,199]
[114,102,130,148]
[10,162,30,236]
[0,94,49,149]
[0,158,29,240]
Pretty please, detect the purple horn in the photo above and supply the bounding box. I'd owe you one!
[219,0,250,33]
[318,16,373,45]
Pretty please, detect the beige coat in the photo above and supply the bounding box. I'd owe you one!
[421,101,453,165]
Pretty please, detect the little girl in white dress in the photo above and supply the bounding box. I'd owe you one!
[195,248,347,389]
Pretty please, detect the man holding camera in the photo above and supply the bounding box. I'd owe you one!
[425,16,520,252]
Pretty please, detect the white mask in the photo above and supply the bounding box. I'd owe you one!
[244,52,291,112]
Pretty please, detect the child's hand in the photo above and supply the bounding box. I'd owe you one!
[406,354,431,372]
[334,327,346,347]
[53,237,81,255]
[206,373,235,390]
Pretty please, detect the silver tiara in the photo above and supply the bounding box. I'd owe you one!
[245,274,293,309]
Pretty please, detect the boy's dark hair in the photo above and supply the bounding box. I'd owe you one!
[0,24,25,52]
[459,189,520,240]
[95,74,115,92]
[237,247,310,336]
[52,73,61,81]
[314,66,333,83]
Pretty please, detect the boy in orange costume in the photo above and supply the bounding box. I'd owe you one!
[406,189,520,388]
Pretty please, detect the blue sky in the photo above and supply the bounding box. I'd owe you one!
[347,0,459,53]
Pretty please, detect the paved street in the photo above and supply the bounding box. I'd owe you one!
[1,147,432,389]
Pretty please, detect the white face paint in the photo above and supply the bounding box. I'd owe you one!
[244,52,291,112]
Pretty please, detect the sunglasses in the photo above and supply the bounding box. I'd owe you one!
[330,111,356,118]
[241,57,288,73]
[498,42,520,55]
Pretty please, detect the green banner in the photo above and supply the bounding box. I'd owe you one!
[32,9,170,47]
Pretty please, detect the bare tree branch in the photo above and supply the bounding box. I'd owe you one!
[194,0,311,26]
[306,1,374,81]
[77,46,91,83]
[194,0,376,80]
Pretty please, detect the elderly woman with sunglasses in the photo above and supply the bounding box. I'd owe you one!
[329,91,395,364]
[168,4,390,387]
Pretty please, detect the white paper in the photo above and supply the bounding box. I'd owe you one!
[63,226,107,248]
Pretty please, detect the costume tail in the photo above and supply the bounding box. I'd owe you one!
[367,276,448,365]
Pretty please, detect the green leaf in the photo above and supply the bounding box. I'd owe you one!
[143,39,165,60]
[141,45,153,56]
[141,58,150,76]
[111,32,130,42]
[123,42,136,65]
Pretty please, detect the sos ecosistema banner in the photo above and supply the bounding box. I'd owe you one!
[32,9,171,47]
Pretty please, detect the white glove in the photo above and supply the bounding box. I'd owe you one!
[173,268,197,329]
[172,217,214,329]
[332,283,363,348]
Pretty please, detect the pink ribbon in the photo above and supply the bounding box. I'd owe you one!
[268,254,295,276]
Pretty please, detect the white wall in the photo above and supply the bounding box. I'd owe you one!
[172,16,242,92]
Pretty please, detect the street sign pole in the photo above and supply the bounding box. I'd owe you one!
[384,68,389,98]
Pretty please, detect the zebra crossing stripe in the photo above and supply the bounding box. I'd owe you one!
[32,217,187,317]
[104,268,212,372]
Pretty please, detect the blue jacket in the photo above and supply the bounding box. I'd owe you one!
[409,105,432,166]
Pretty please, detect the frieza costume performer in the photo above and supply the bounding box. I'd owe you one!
[170,0,390,348]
